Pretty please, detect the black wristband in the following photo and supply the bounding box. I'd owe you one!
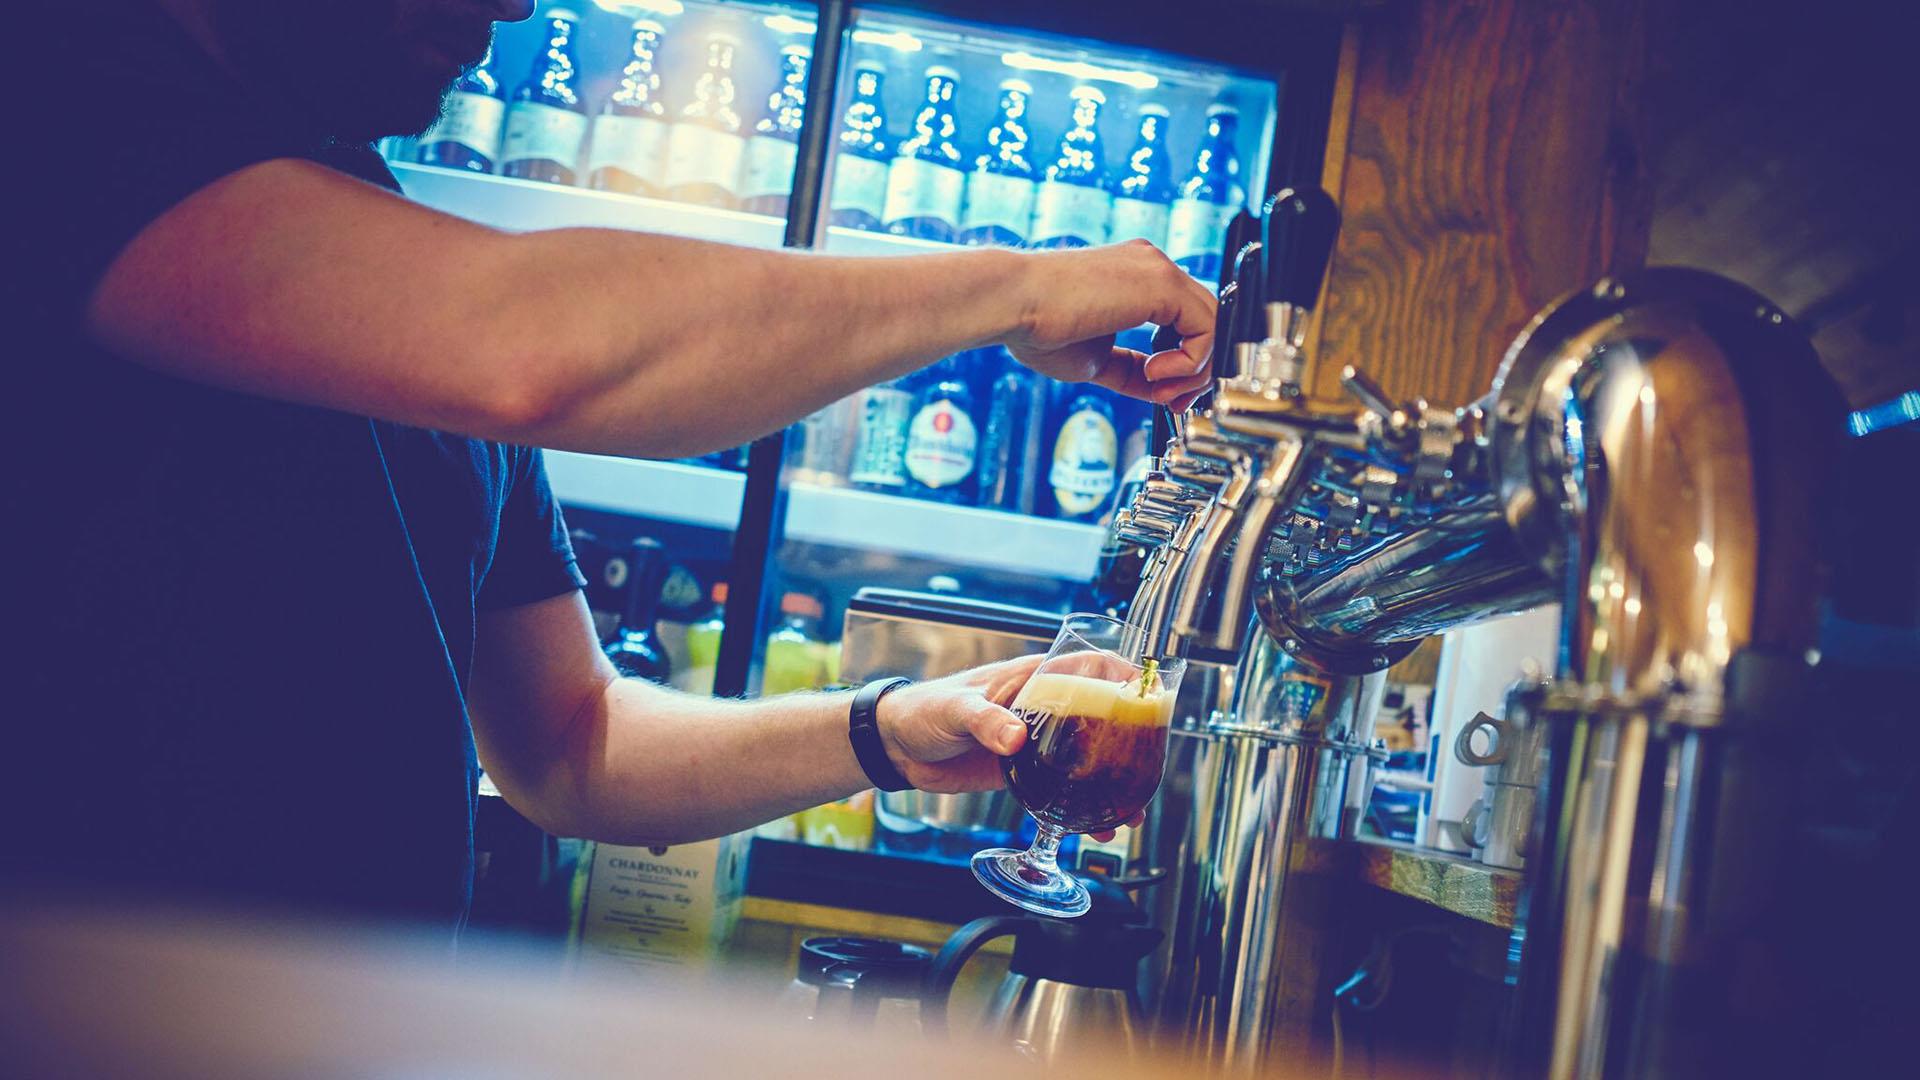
[849,677,914,793]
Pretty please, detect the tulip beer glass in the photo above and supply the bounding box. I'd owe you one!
[971,613,1184,917]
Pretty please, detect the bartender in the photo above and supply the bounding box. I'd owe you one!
[4,0,1215,928]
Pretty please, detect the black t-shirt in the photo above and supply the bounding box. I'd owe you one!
[4,2,586,927]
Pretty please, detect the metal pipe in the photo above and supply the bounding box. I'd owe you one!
[1489,270,1846,1077]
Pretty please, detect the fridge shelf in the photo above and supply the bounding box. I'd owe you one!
[784,482,1104,580]
[545,452,746,532]
[545,452,1103,579]
[390,162,788,248]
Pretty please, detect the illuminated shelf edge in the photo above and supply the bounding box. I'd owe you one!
[784,481,1103,581]
[544,452,745,532]
[390,162,787,247]
[544,452,1103,579]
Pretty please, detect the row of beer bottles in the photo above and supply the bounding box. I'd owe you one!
[830,65,1247,282]
[793,348,1153,523]
[416,9,810,216]
[414,9,1248,280]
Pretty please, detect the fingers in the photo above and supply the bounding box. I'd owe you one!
[963,699,1026,757]
[1143,370,1214,405]
[1144,346,1206,380]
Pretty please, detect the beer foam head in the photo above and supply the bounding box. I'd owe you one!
[1014,671,1173,726]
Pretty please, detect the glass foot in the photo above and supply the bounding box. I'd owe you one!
[970,847,1091,918]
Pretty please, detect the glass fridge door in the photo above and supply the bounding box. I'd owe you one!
[753,7,1282,854]
[381,0,820,690]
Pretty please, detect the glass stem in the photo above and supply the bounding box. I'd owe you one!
[1023,822,1068,874]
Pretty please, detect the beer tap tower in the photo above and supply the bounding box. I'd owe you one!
[1125,189,1846,1075]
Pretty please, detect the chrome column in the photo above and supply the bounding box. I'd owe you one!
[1487,271,1845,1077]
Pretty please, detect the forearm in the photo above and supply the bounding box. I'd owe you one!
[496,674,870,846]
[488,230,1032,457]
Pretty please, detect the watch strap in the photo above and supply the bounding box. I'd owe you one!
[849,677,914,792]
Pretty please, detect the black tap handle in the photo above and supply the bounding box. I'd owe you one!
[1210,279,1239,379]
[1261,186,1340,308]
[1150,321,1181,354]
[1221,209,1261,288]
[1228,240,1265,348]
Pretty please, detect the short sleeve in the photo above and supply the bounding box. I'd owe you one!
[478,449,588,611]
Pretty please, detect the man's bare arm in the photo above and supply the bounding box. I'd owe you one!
[88,159,1215,458]
[467,590,1042,845]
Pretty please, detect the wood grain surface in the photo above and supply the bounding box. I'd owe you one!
[1345,839,1522,927]
[1312,0,1652,409]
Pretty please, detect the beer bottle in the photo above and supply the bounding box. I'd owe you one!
[762,593,829,696]
[1107,103,1175,248]
[737,44,810,217]
[417,46,504,174]
[847,371,917,494]
[882,65,965,243]
[586,18,670,198]
[903,355,980,504]
[1029,85,1111,249]
[958,79,1038,248]
[975,350,1048,515]
[828,61,890,232]
[1048,387,1120,522]
[1167,105,1244,282]
[499,8,588,186]
[605,538,673,683]
[662,31,748,209]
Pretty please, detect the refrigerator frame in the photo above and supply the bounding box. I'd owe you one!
[709,0,1347,697]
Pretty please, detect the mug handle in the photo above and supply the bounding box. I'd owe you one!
[1454,711,1508,767]
[921,915,1030,1039]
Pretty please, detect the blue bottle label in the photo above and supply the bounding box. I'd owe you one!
[738,134,798,200]
[1050,408,1118,516]
[1031,181,1111,246]
[587,113,667,183]
[662,124,745,192]
[904,399,978,488]
[1108,197,1171,248]
[831,154,889,221]
[961,172,1037,239]
[849,386,914,488]
[423,91,504,159]
[501,102,587,168]
[883,158,965,227]
[1168,196,1235,263]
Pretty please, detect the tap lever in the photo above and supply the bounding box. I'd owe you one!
[1211,279,1241,381]
[1340,365,1401,422]
[1150,321,1182,354]
[1228,241,1267,350]
[1261,186,1341,311]
[1222,209,1262,288]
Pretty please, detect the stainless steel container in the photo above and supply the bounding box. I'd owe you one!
[839,590,1060,852]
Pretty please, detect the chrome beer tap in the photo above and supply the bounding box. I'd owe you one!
[1169,188,1358,657]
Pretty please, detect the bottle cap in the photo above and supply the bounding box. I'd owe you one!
[545,7,580,22]
[1139,102,1171,117]
[711,582,729,604]
[925,64,961,81]
[708,30,742,46]
[629,18,666,34]
[780,43,813,57]
[781,592,825,619]
[1069,84,1107,104]
[998,77,1034,94]
[854,58,887,74]
[1206,103,1240,117]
